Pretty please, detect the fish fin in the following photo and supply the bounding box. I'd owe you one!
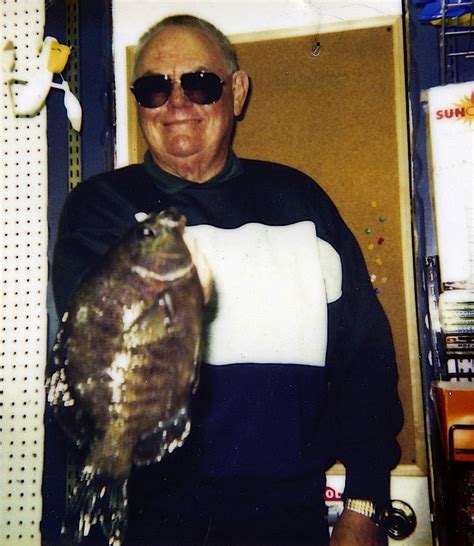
[46,323,93,449]
[133,407,191,466]
[122,291,175,347]
[62,468,129,546]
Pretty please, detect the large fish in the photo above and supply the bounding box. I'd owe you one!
[47,209,209,545]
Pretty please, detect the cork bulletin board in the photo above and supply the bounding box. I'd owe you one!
[127,18,425,473]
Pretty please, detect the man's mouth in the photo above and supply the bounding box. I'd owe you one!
[164,119,201,127]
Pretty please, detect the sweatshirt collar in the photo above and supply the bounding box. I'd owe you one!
[143,150,243,194]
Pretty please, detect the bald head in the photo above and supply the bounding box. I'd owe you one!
[134,14,239,79]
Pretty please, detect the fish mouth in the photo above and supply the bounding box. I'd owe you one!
[154,251,187,259]
[131,263,193,282]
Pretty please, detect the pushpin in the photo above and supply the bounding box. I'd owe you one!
[370,274,377,283]
[371,200,377,208]
[377,237,385,245]
[364,227,372,235]
[378,216,386,223]
[375,257,383,266]
[368,243,375,250]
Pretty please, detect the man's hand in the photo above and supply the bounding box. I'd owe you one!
[330,509,387,546]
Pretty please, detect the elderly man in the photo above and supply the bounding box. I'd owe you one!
[52,14,402,546]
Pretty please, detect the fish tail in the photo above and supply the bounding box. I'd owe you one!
[62,468,128,546]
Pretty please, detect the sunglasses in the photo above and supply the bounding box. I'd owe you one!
[130,71,226,108]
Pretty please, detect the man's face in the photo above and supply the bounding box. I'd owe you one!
[134,26,248,182]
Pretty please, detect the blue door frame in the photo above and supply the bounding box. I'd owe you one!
[43,2,114,542]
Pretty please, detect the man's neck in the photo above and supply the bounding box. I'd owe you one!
[144,149,242,192]
[152,153,228,183]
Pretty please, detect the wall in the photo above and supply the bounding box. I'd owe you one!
[1,1,48,544]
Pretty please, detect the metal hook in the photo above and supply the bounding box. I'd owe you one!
[311,41,321,57]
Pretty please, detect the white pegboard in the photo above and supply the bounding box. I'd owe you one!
[1,1,47,545]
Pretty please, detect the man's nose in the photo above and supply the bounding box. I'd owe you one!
[167,81,192,108]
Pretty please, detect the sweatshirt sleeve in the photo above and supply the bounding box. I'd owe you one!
[324,208,403,507]
[52,177,136,318]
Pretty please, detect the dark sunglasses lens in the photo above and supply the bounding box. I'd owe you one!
[181,72,223,104]
[132,75,171,108]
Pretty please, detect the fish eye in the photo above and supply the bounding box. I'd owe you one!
[138,225,155,238]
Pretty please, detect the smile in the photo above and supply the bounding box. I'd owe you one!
[163,119,201,127]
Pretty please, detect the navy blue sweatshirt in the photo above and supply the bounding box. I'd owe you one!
[52,153,402,520]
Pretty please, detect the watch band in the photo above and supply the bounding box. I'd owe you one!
[344,498,377,520]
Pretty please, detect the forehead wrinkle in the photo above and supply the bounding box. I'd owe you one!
[135,27,229,80]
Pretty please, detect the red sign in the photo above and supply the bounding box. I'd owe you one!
[324,486,342,501]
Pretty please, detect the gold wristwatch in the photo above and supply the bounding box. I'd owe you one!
[345,498,418,539]
[344,498,378,521]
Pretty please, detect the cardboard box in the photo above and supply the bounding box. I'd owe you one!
[431,381,474,462]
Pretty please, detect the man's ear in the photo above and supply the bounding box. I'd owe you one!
[232,70,250,117]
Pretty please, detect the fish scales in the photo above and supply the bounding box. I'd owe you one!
[47,209,206,545]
